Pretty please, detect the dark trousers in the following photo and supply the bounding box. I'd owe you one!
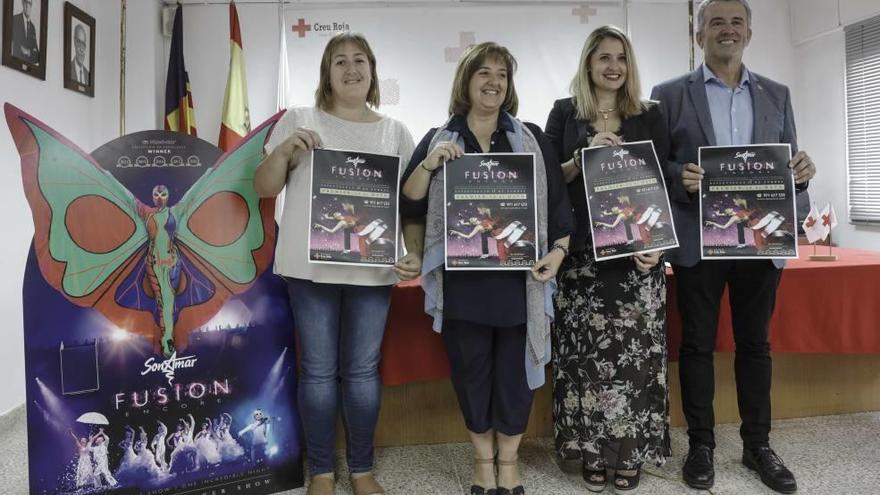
[673,260,782,450]
[442,319,534,435]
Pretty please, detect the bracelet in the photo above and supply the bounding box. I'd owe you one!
[551,243,569,257]
[420,161,432,172]
[572,149,582,169]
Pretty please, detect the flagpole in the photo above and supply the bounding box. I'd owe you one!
[688,0,695,71]
[119,0,127,136]
[808,224,838,262]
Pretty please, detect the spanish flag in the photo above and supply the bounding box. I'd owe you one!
[218,1,250,151]
[164,4,197,135]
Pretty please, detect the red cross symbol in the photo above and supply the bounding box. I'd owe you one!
[821,214,832,226]
[292,18,311,38]
[445,32,476,63]
[572,5,597,24]
[804,216,816,228]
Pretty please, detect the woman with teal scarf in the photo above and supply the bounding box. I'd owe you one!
[400,42,573,495]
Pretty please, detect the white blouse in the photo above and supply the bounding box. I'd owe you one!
[265,106,415,286]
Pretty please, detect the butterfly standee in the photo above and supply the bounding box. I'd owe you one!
[5,103,281,357]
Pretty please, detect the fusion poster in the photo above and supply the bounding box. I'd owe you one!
[582,141,678,261]
[699,144,798,259]
[308,148,401,267]
[5,104,304,495]
[444,153,538,270]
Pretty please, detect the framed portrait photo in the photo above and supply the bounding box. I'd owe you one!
[63,2,94,96]
[1,0,48,79]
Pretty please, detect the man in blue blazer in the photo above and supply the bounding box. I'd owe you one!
[651,1,815,493]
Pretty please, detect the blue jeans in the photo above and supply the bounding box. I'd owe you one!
[285,278,392,475]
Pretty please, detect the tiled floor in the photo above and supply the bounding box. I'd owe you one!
[2,409,878,494]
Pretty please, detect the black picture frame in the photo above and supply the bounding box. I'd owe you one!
[62,2,94,97]
[1,0,48,79]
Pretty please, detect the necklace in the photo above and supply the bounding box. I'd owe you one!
[598,107,616,132]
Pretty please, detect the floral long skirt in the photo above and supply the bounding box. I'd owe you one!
[551,251,670,469]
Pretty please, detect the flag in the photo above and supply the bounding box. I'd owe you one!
[164,4,197,135]
[274,0,290,222]
[218,0,250,151]
[276,1,290,112]
[820,203,838,241]
[802,202,823,244]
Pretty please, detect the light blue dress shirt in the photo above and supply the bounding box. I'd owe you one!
[703,64,754,146]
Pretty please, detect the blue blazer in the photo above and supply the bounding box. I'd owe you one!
[650,67,805,269]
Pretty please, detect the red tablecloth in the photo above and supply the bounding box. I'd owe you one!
[379,247,880,386]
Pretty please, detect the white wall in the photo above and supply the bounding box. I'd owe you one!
[0,0,865,413]
[175,0,795,145]
[790,0,880,248]
[176,2,281,146]
[0,0,163,414]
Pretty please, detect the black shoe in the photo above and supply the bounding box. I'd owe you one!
[470,457,497,495]
[582,464,607,493]
[682,444,714,490]
[743,446,797,494]
[613,469,640,493]
[470,487,497,495]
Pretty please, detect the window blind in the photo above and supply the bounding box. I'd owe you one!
[845,15,880,223]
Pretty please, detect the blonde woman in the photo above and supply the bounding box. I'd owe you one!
[544,25,673,492]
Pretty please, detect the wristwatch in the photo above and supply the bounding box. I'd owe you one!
[551,242,569,257]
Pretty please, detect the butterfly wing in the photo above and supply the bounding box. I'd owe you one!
[5,103,158,340]
[168,110,284,343]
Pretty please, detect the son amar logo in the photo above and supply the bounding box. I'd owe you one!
[114,353,231,410]
[720,150,775,172]
[142,352,197,386]
[465,159,517,180]
[331,155,383,178]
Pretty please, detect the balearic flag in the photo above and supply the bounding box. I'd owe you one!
[820,203,838,241]
[218,0,251,151]
[164,4,197,135]
[802,202,823,244]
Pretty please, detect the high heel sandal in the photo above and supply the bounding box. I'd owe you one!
[582,464,607,493]
[470,457,497,495]
[496,457,524,495]
[612,469,641,493]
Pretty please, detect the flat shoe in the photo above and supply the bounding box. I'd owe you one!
[306,476,335,495]
[351,473,385,495]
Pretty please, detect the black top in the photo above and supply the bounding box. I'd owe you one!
[544,97,672,253]
[400,113,573,327]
